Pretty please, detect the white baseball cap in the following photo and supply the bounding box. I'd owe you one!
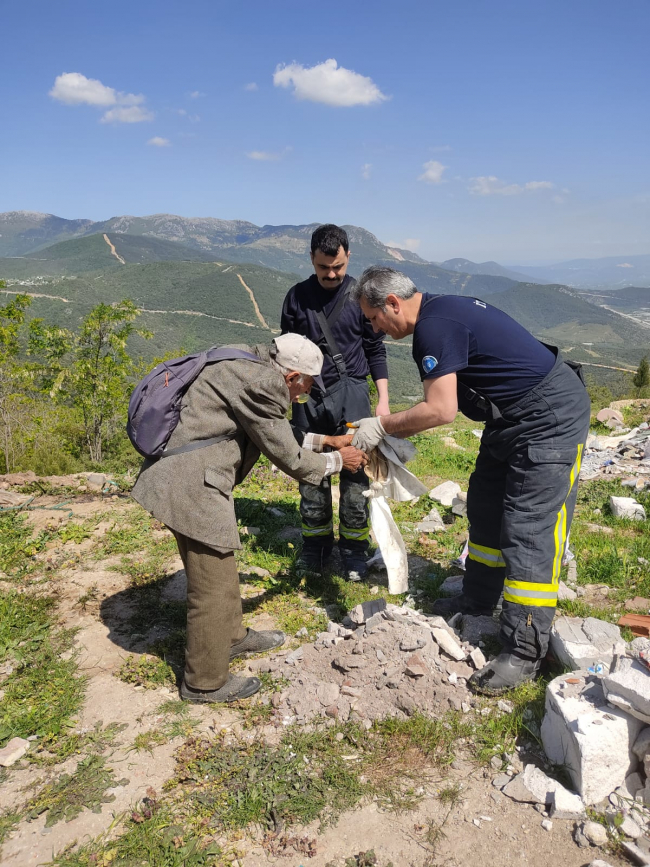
[272,334,325,390]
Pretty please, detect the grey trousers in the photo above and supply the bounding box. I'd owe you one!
[464,355,591,659]
[172,531,247,690]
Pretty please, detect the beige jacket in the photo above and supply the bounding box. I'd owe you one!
[131,344,327,551]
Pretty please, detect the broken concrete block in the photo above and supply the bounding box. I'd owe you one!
[549,786,586,819]
[451,492,468,517]
[558,581,577,601]
[429,481,461,507]
[501,764,561,804]
[603,657,650,724]
[541,672,644,805]
[416,506,446,533]
[549,616,626,671]
[405,653,427,678]
[431,627,466,661]
[348,598,387,625]
[0,736,30,767]
[439,574,464,596]
[632,727,650,761]
[470,647,487,670]
[610,496,646,521]
[597,408,625,426]
[285,647,304,666]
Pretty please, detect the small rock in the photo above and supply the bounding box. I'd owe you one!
[558,581,577,601]
[295,627,308,638]
[429,481,462,506]
[470,648,487,669]
[582,820,609,846]
[405,653,427,678]
[610,496,646,521]
[316,682,340,707]
[431,627,466,661]
[0,737,30,767]
[541,819,553,831]
[620,814,643,839]
[285,647,304,666]
[240,526,261,536]
[497,700,514,713]
[492,774,510,789]
[399,635,425,652]
[348,598,387,625]
[416,506,446,533]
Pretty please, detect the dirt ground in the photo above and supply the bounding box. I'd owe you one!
[0,495,630,867]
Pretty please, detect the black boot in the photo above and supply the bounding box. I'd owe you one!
[468,651,541,695]
[431,594,494,619]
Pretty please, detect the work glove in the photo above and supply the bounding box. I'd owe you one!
[349,417,386,453]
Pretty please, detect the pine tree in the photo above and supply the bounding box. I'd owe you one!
[632,355,650,396]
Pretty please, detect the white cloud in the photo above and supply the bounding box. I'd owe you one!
[273,58,387,107]
[387,238,421,252]
[101,105,154,124]
[246,147,291,161]
[189,90,204,99]
[50,72,153,123]
[469,176,554,196]
[50,72,119,106]
[147,136,171,147]
[418,160,447,184]
[362,163,372,180]
[244,82,258,92]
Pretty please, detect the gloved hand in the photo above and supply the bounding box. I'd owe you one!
[349,417,386,452]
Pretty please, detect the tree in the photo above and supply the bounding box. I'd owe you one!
[0,289,34,472]
[632,355,650,397]
[30,300,151,463]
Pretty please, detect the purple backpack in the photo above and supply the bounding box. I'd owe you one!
[126,347,263,459]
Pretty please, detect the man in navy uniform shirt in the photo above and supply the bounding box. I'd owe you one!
[281,225,389,580]
[348,266,590,694]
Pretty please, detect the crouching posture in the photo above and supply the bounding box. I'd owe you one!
[349,267,590,695]
[132,334,366,703]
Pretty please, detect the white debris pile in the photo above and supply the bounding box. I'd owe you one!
[580,402,650,484]
[250,599,502,726]
[492,616,650,858]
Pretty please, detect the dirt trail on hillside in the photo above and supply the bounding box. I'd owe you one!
[103,234,126,265]
[237,273,270,329]
[0,289,71,303]
[139,307,260,328]
[601,304,650,330]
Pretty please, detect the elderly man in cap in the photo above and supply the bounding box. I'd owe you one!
[133,333,367,703]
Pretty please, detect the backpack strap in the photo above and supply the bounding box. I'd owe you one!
[160,348,264,459]
[314,281,353,379]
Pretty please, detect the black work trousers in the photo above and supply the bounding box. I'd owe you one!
[463,355,591,659]
[291,376,371,556]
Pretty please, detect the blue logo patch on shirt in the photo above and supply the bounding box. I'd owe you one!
[422,355,438,373]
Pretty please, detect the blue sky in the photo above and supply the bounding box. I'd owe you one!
[2,0,648,264]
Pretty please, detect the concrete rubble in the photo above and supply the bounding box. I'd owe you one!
[580,402,650,484]
[541,671,644,805]
[549,616,626,671]
[610,495,647,520]
[416,506,446,533]
[603,656,650,724]
[428,480,461,506]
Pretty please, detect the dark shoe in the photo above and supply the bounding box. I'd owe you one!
[229,628,285,660]
[296,547,331,576]
[468,651,541,696]
[341,554,369,583]
[180,674,261,703]
[431,593,494,619]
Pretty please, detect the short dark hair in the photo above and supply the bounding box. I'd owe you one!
[311,224,349,256]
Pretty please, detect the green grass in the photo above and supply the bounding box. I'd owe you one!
[116,654,177,690]
[0,511,56,580]
[26,755,129,827]
[0,591,84,749]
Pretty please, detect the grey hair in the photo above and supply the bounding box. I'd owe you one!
[269,358,310,383]
[350,266,417,310]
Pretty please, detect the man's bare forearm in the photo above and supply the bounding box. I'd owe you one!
[380,400,454,438]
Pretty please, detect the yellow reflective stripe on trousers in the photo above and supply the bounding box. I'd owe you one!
[503,578,558,605]
[339,524,370,541]
[468,541,506,568]
[302,522,333,537]
[551,443,583,584]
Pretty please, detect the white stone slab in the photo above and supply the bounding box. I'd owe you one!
[549,616,626,671]
[603,657,650,724]
[610,496,646,521]
[428,481,461,506]
[541,672,644,805]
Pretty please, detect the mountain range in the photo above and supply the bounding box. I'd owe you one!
[1,212,648,402]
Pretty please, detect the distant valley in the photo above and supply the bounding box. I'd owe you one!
[1,212,649,403]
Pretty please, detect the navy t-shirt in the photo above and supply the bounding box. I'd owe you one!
[412,294,554,419]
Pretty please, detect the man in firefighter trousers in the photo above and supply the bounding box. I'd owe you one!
[348,266,591,694]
